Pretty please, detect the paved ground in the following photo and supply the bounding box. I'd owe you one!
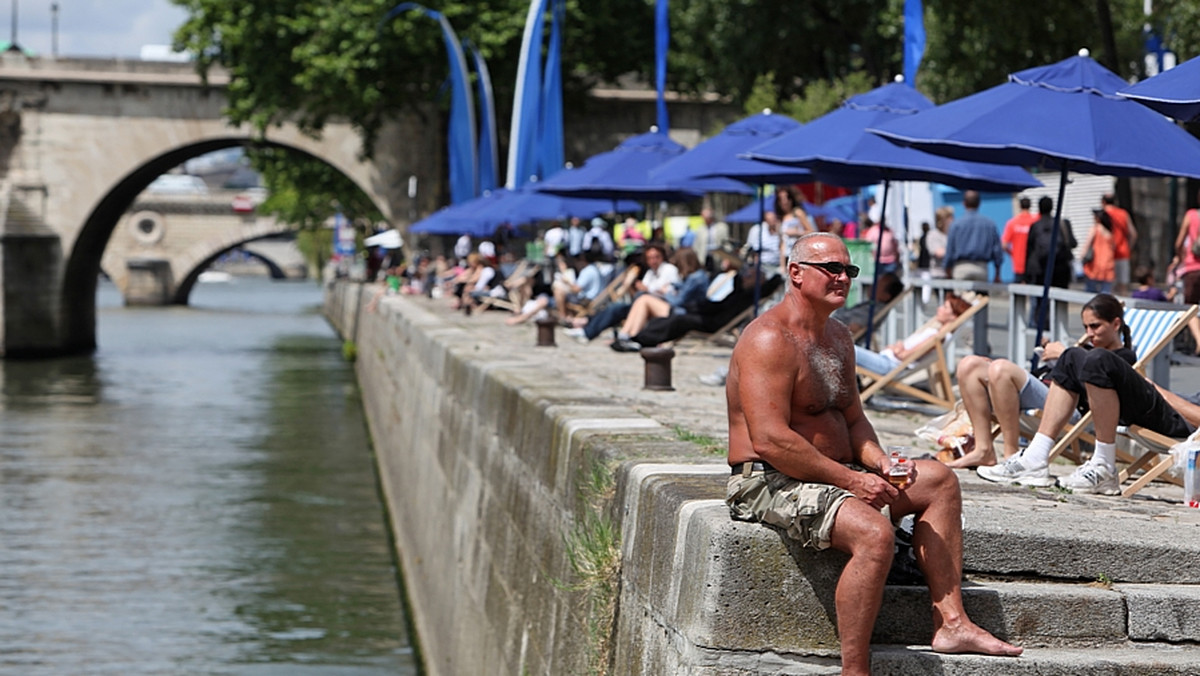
[412,290,1199,515]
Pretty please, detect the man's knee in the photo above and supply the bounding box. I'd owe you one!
[986,358,1021,387]
[833,502,894,561]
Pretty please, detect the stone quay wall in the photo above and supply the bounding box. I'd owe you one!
[324,281,736,675]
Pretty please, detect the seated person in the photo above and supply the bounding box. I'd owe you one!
[831,272,904,337]
[726,233,1020,675]
[551,249,614,319]
[852,294,970,376]
[611,248,710,352]
[450,253,496,312]
[628,266,782,349]
[979,299,1200,493]
[950,293,1125,468]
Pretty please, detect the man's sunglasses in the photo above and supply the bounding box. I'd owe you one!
[796,261,861,279]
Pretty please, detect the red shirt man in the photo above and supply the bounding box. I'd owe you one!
[1001,197,1037,280]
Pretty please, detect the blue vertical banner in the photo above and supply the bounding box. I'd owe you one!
[507,0,549,188]
[385,3,478,204]
[654,0,670,132]
[903,0,925,87]
[334,212,356,258]
[468,42,499,193]
[538,0,565,182]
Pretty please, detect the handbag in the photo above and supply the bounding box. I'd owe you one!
[1082,234,1096,265]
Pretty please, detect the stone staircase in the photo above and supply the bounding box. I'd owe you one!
[612,463,1200,675]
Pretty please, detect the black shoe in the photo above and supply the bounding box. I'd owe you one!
[611,339,642,353]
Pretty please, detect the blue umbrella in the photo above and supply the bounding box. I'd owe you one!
[869,51,1200,358]
[726,193,776,223]
[487,184,639,224]
[1119,54,1200,121]
[649,110,810,186]
[409,189,513,236]
[742,82,1042,343]
[535,129,751,201]
[743,83,1042,192]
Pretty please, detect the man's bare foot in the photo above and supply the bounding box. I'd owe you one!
[932,621,1023,656]
[504,316,527,326]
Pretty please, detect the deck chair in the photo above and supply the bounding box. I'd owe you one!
[849,287,912,349]
[679,275,785,348]
[1044,304,1200,493]
[476,259,536,313]
[1111,425,1188,497]
[565,264,637,318]
[857,294,989,411]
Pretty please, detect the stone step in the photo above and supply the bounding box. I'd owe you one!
[718,643,1200,675]
[615,464,1200,673]
[957,473,1200,583]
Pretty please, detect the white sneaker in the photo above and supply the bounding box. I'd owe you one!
[977,455,1054,487]
[563,327,586,339]
[1058,461,1120,495]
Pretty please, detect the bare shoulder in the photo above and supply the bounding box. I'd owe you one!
[733,307,798,364]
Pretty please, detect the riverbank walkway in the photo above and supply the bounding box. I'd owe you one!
[366,287,1200,674]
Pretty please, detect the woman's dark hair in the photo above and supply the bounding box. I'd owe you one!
[1093,209,1113,231]
[1082,293,1131,349]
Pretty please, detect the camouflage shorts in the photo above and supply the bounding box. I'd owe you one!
[725,469,854,551]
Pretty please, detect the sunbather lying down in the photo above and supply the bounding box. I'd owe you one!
[852,294,969,379]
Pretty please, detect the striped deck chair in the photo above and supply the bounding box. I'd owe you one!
[1045,304,1200,493]
[857,295,989,411]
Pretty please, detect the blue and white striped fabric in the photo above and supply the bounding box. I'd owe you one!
[1125,306,1187,364]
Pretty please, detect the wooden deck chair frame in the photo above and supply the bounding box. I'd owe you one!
[849,287,912,349]
[858,295,989,411]
[566,265,637,318]
[476,259,534,313]
[1114,425,1186,497]
[1044,304,1199,491]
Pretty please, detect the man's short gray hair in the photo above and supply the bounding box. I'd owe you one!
[788,232,842,265]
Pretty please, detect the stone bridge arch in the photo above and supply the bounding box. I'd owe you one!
[170,218,296,303]
[0,56,441,355]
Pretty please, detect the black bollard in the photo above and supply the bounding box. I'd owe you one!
[535,317,558,347]
[640,346,675,391]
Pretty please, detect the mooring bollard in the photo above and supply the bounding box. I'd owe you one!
[535,317,558,347]
[640,346,675,391]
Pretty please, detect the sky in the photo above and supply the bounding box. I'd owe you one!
[8,0,189,59]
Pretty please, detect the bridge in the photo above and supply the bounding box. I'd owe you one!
[104,191,308,305]
[0,52,437,357]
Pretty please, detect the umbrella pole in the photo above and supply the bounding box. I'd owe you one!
[1031,166,1070,370]
[861,180,890,346]
[753,184,765,317]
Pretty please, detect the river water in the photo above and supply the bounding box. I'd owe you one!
[0,277,419,675]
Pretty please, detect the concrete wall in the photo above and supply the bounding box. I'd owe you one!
[326,282,708,676]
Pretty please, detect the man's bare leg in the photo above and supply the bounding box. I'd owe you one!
[893,460,1023,656]
[950,356,996,468]
[827,499,897,676]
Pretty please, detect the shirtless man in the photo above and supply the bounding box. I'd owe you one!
[724,232,1021,675]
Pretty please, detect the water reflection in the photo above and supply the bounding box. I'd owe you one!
[0,279,418,675]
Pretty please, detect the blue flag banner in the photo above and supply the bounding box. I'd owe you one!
[903,0,925,87]
[538,0,565,182]
[655,0,670,132]
[385,3,478,203]
[507,0,550,188]
[468,41,499,193]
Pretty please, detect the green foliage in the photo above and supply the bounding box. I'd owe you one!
[672,425,725,456]
[251,147,382,230]
[342,340,358,362]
